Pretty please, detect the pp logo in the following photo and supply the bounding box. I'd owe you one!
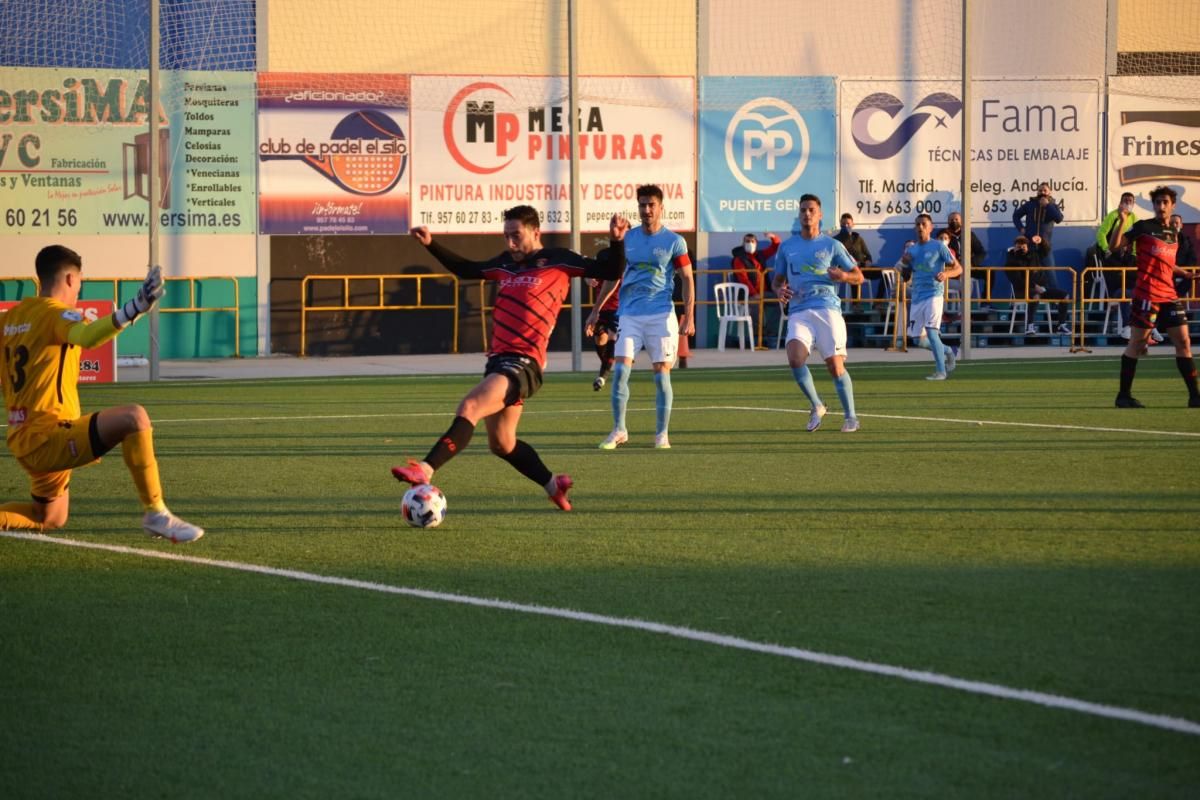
[724,97,809,194]
[851,92,962,160]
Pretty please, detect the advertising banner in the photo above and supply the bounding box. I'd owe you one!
[698,77,836,232]
[0,300,115,383]
[0,68,255,236]
[411,76,694,233]
[257,73,411,235]
[1106,76,1200,218]
[839,79,1101,226]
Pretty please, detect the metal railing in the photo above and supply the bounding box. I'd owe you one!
[1,277,241,355]
[300,273,459,357]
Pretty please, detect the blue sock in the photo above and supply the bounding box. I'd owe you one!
[833,371,857,419]
[610,361,630,432]
[791,366,822,408]
[654,371,673,436]
[926,327,947,373]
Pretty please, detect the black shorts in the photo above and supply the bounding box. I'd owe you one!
[1131,298,1189,332]
[594,309,619,337]
[484,353,544,406]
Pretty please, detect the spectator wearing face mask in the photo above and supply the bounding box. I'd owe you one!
[730,231,780,298]
[833,213,876,306]
[936,211,990,307]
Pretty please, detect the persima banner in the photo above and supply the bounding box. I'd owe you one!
[257,73,411,235]
[0,68,255,236]
[698,77,835,232]
[1107,76,1200,218]
[839,79,1101,227]
[411,76,694,233]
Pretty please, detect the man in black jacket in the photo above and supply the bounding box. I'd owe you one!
[1004,236,1071,336]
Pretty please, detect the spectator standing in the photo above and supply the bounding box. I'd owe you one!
[1013,183,1064,267]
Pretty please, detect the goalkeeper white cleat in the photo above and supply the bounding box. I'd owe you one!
[143,509,205,543]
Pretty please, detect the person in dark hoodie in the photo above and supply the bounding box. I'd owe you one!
[1013,182,1064,267]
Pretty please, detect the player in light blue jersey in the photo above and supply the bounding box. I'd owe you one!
[771,193,864,433]
[594,184,694,450]
[900,214,961,380]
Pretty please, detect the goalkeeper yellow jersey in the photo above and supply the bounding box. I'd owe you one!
[1,297,84,457]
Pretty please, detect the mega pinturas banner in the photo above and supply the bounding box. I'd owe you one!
[0,68,255,236]
[411,76,695,233]
[698,77,836,233]
[257,74,411,235]
[1106,76,1200,219]
[839,79,1101,227]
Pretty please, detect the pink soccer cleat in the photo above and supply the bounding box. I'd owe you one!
[547,474,573,511]
[391,459,431,486]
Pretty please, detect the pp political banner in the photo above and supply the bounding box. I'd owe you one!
[0,68,255,236]
[698,77,836,232]
[1107,76,1200,219]
[257,74,411,235]
[411,76,694,233]
[839,79,1101,226]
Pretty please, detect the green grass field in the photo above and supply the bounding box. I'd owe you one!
[2,355,1199,798]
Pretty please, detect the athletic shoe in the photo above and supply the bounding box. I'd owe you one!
[598,429,628,450]
[945,345,958,374]
[1056,323,1072,335]
[143,509,204,543]
[1119,325,1132,340]
[1150,329,1165,343]
[806,404,827,432]
[592,375,606,391]
[1025,324,1039,335]
[840,417,860,433]
[547,474,573,511]
[926,372,948,381]
[1114,393,1145,408]
[391,459,431,485]
[654,433,671,449]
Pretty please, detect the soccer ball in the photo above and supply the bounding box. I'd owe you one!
[401,484,447,529]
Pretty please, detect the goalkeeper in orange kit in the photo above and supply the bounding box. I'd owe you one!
[0,245,203,541]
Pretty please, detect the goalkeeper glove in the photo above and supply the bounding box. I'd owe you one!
[114,265,165,328]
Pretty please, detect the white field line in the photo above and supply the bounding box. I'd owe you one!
[27,404,1191,439]
[2,530,1198,738]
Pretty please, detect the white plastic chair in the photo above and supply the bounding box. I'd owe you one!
[714,282,755,351]
[1008,300,1056,335]
[881,270,898,337]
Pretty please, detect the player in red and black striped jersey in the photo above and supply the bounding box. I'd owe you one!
[392,205,629,510]
[1114,185,1200,408]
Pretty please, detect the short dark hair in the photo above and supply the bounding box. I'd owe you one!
[1150,185,1178,204]
[799,193,821,207]
[915,213,933,226]
[35,245,82,284]
[840,213,853,223]
[1120,192,1135,202]
[636,184,663,202]
[503,205,541,229]
[1013,235,1029,246]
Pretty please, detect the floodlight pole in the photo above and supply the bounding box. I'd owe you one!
[960,0,973,359]
[148,0,161,380]
[568,0,583,371]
